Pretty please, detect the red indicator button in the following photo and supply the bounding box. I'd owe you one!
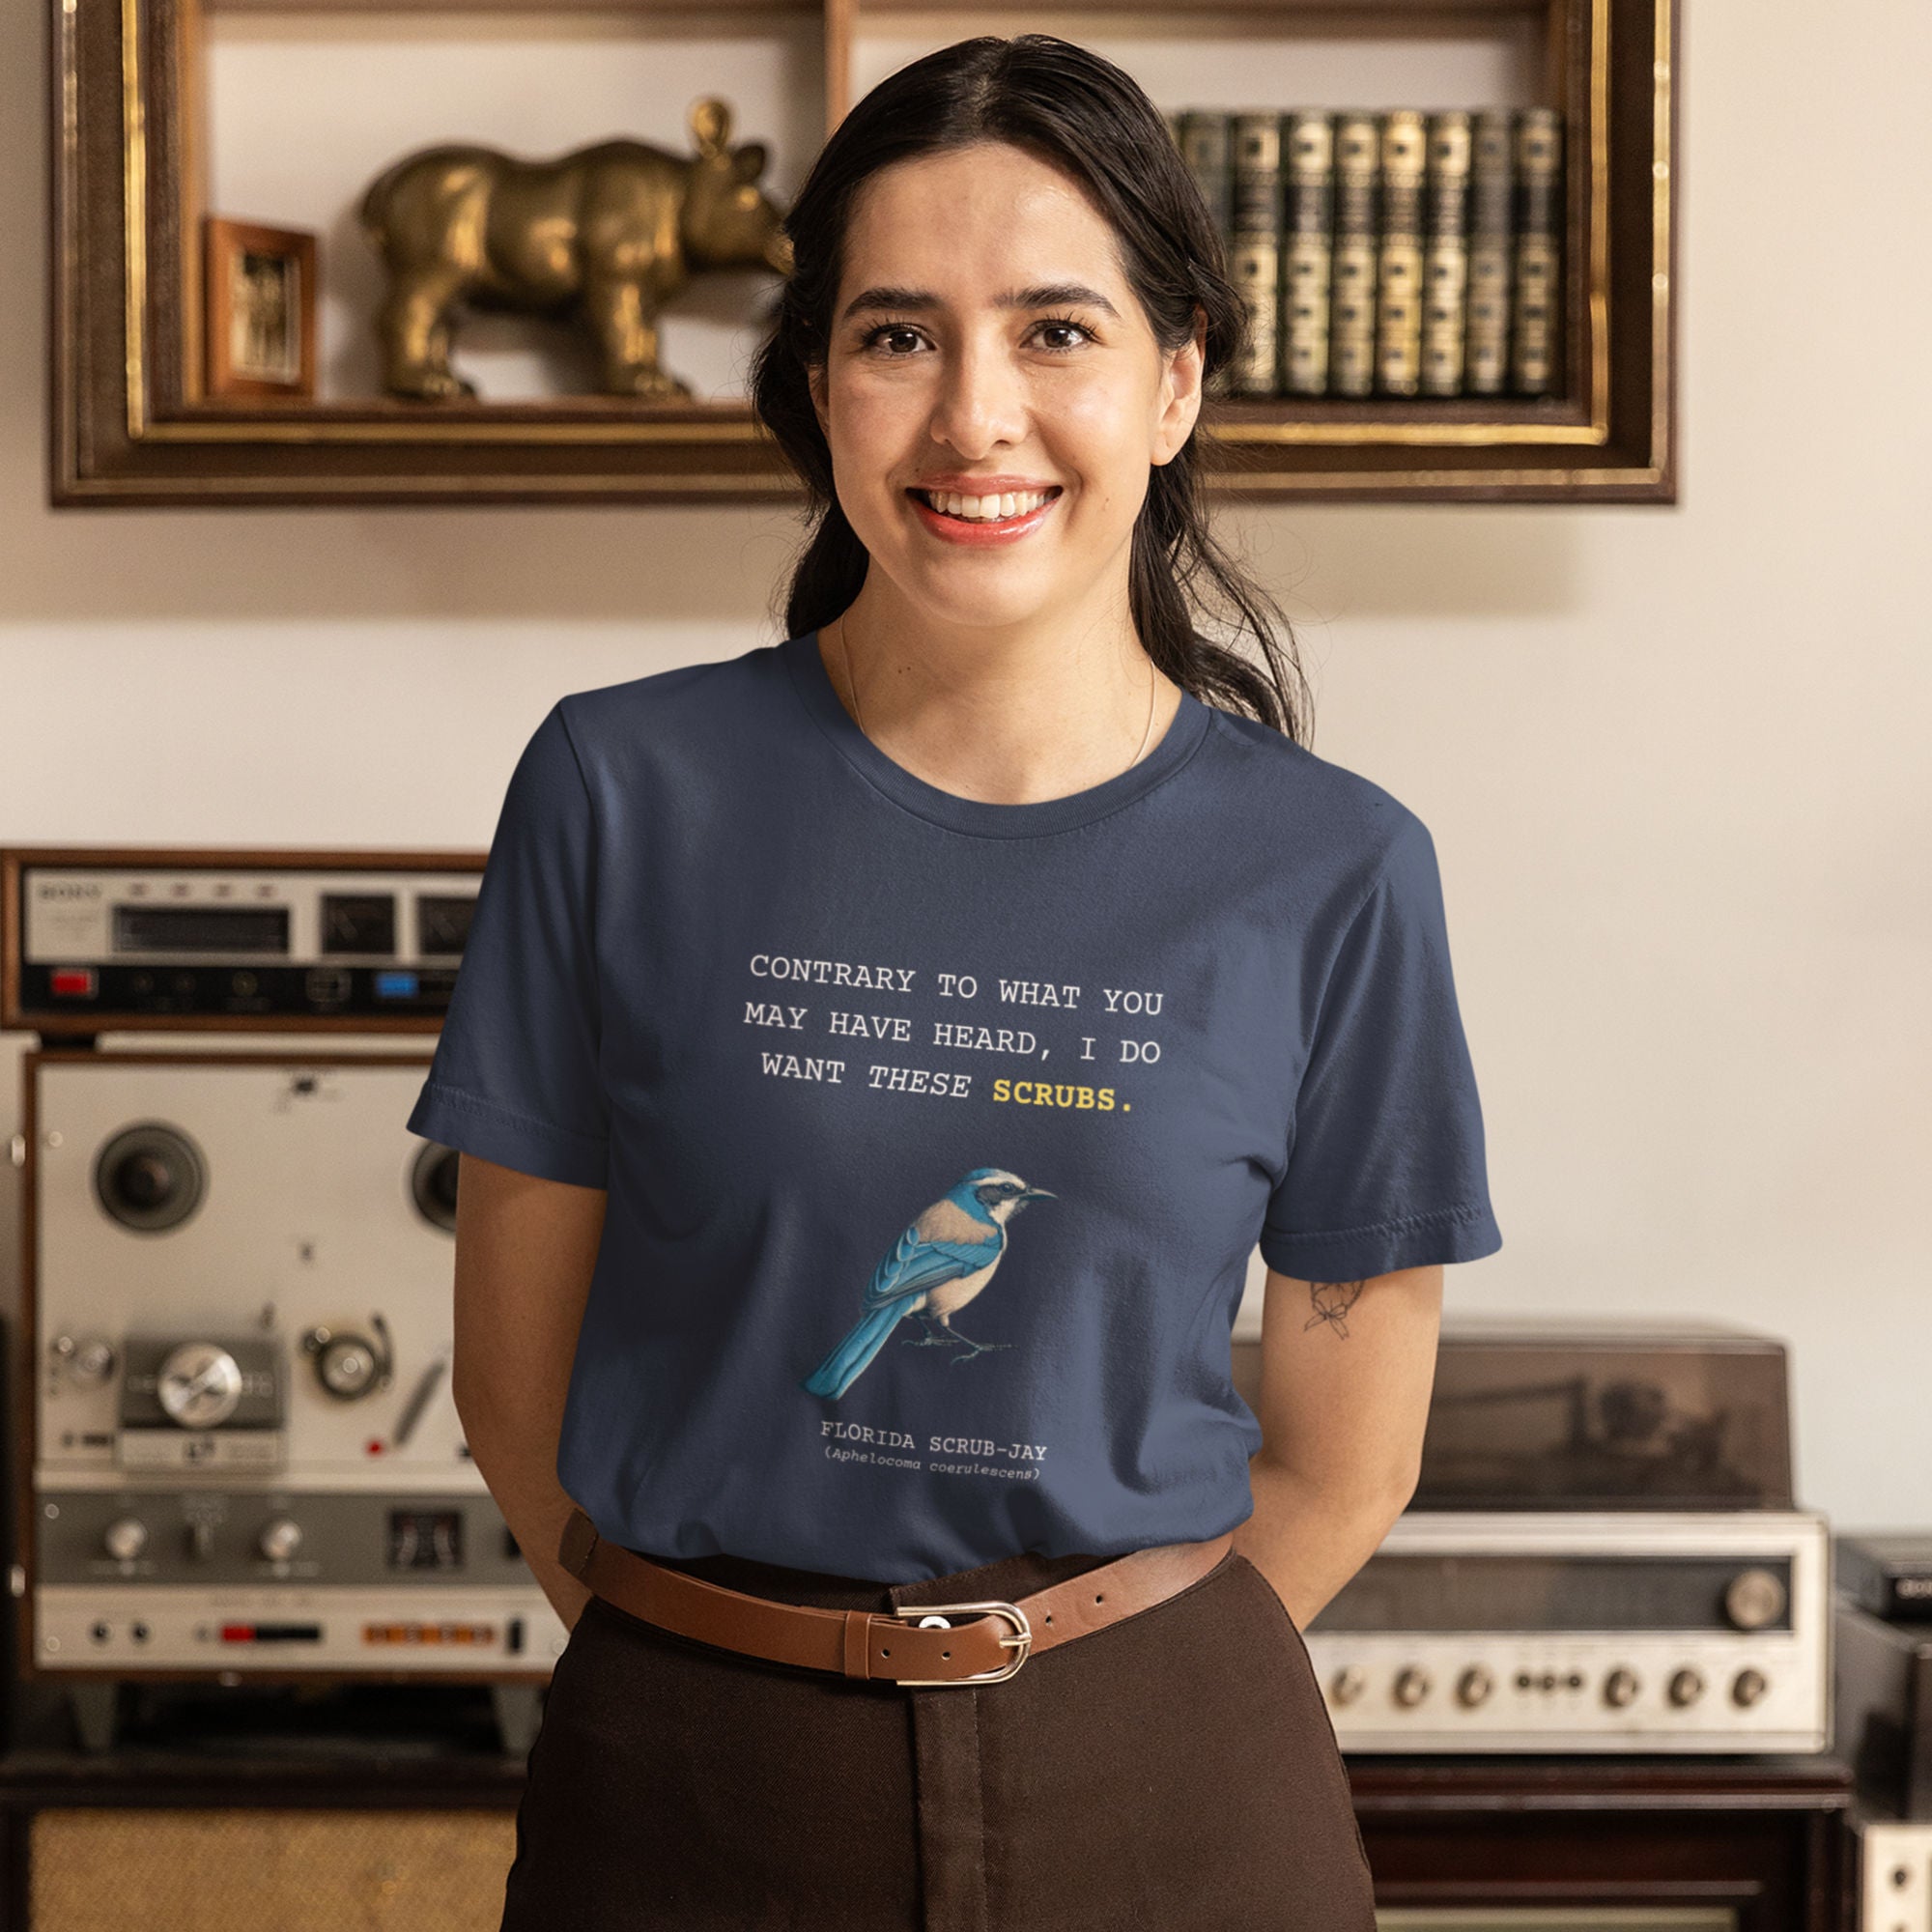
[50,967,98,998]
[220,1624,256,1642]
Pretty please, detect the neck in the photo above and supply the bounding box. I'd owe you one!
[825,585,1179,809]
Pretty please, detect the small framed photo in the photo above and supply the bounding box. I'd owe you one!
[203,217,317,400]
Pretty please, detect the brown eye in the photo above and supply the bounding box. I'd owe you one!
[1032,317,1096,354]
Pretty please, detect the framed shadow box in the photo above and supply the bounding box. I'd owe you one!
[49,0,1677,506]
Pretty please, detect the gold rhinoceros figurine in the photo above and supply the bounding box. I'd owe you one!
[357,97,792,402]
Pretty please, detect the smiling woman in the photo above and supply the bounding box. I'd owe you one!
[426,32,1499,1932]
[751,36,1315,785]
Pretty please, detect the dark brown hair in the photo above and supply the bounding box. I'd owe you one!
[748,34,1312,741]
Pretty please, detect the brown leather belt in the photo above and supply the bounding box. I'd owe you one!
[556,1506,1236,1688]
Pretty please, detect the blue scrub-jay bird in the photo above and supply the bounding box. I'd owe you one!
[800,1167,1055,1402]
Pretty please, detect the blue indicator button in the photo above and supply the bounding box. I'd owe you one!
[375,971,420,1000]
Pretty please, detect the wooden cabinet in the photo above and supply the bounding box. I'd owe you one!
[51,0,1676,505]
[1354,1755,1856,1932]
[0,1742,1855,1927]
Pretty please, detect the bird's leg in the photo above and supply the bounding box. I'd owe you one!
[900,1311,960,1349]
[945,1324,1012,1365]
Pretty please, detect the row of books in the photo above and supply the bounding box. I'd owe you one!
[1163,108,1565,401]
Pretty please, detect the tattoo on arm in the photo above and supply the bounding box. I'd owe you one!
[1303,1279,1366,1339]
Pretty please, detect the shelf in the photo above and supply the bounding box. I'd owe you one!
[49,0,1677,504]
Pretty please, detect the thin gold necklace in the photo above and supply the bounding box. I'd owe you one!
[833,612,1160,777]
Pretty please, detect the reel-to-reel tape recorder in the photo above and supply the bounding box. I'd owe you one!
[5,846,566,1753]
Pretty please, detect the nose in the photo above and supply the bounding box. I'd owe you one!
[927,331,1029,457]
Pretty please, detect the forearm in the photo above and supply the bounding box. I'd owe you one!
[456,1378,594,1635]
[1231,1453,1409,1631]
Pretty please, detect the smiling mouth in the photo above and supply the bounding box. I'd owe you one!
[906,486,1063,524]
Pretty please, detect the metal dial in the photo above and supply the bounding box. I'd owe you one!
[258,1518,303,1563]
[301,1318,392,1402]
[1604,1666,1641,1708]
[1723,1567,1787,1632]
[315,1333,381,1400]
[102,1518,148,1562]
[1393,1666,1432,1708]
[156,1342,244,1428]
[1668,1667,1706,1707]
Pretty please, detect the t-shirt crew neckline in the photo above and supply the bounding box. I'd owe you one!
[781,627,1214,839]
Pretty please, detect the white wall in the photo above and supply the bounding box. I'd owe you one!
[4,3,1927,1530]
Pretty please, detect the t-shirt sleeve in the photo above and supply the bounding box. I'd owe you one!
[1258,810,1500,1280]
[405,701,611,1189]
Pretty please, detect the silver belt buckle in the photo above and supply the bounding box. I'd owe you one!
[886,1598,1032,1685]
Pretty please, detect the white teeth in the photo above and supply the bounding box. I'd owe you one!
[923,489,1053,522]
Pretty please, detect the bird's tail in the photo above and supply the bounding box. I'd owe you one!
[801,1301,903,1402]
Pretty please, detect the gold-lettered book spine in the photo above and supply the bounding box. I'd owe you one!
[1421,111,1472,397]
[1375,110,1426,396]
[1464,109,1516,397]
[1512,106,1563,396]
[1281,112,1335,397]
[1178,110,1236,400]
[1229,110,1285,397]
[1328,112,1381,399]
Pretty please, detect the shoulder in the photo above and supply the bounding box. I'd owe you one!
[552,641,785,763]
[1200,702,1435,891]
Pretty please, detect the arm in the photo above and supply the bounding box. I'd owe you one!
[1230,1263,1442,1630]
[449,1151,608,1634]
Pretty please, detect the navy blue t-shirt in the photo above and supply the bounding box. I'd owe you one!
[407,630,1501,1581]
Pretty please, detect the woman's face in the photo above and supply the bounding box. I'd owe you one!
[809,140,1204,636]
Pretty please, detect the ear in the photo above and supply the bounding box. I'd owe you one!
[1151,303,1208,467]
[732,142,770,184]
[690,97,731,159]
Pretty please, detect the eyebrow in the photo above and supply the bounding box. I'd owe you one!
[838,282,1123,325]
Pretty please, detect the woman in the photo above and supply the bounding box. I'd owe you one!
[409,34,1501,1931]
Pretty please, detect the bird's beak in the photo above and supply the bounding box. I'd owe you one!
[1020,1187,1056,1200]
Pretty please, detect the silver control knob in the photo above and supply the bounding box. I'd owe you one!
[1604,1667,1641,1708]
[1732,1667,1769,1708]
[1456,1665,1494,1708]
[1724,1568,1787,1632]
[102,1518,147,1562]
[1393,1666,1432,1708]
[156,1342,244,1429]
[258,1518,302,1563]
[1329,1665,1367,1707]
[70,1338,118,1385]
[1668,1667,1706,1707]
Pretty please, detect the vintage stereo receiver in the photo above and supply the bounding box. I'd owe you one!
[1836,1533,1932,1819]
[2,845,479,1036]
[0,848,585,1752]
[1857,1822,1932,1932]
[1840,1534,1932,1624]
[1235,1316,1833,1752]
[16,1048,568,1747]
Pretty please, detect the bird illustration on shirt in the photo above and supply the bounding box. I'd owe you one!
[799,1167,1056,1403]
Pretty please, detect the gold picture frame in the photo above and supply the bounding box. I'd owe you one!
[203,216,317,402]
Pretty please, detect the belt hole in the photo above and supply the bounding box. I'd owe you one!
[1093,1592,1104,1604]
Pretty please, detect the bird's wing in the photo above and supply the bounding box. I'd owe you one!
[861,1216,1001,1314]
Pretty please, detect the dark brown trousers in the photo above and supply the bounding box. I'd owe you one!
[501,1540,1377,1931]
